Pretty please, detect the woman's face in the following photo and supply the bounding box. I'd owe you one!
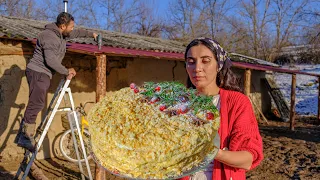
[186,44,218,90]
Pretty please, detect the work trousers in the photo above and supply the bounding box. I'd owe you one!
[23,68,50,124]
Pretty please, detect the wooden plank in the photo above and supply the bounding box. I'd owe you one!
[263,77,290,121]
[95,54,107,180]
[233,61,320,77]
[318,77,320,124]
[290,74,296,131]
[0,52,33,55]
[244,69,251,96]
[66,48,96,55]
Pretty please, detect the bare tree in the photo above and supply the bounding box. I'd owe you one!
[162,24,181,40]
[241,0,259,57]
[233,0,319,62]
[238,0,272,59]
[135,3,163,37]
[24,0,100,28]
[202,0,231,40]
[272,0,310,53]
[0,0,20,16]
[0,0,38,19]
[1,0,318,59]
[99,0,143,33]
[98,0,112,30]
[34,0,69,21]
[72,0,100,28]
[223,15,252,54]
[298,1,320,44]
[166,0,204,42]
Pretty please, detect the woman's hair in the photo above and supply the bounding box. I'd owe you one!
[185,39,243,93]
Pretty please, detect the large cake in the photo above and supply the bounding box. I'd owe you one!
[88,82,220,179]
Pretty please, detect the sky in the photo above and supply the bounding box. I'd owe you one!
[31,0,319,43]
[53,0,172,15]
[145,0,171,15]
[33,0,172,28]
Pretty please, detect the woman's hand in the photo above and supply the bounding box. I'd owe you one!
[215,149,253,170]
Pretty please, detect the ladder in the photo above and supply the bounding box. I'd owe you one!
[14,79,93,180]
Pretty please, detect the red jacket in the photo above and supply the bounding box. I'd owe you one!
[179,88,264,180]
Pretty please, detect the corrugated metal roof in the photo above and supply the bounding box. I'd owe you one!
[0,15,281,67]
[66,42,184,60]
[0,15,185,53]
[230,53,279,67]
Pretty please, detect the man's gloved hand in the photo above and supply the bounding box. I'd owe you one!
[96,34,102,50]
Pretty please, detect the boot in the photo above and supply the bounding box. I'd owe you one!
[16,123,36,152]
[14,120,24,144]
[30,163,49,180]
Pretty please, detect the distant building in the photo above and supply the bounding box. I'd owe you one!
[274,44,320,65]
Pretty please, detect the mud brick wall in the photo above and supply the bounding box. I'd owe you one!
[0,38,269,161]
[0,38,187,161]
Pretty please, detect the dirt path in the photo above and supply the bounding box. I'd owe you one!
[1,119,319,180]
[247,120,320,180]
[0,157,127,180]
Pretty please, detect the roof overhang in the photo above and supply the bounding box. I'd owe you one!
[65,42,320,77]
[233,62,320,77]
[66,42,185,61]
[1,37,319,77]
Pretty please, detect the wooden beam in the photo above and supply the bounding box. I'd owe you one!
[290,74,296,131]
[318,77,320,124]
[0,52,33,55]
[95,54,107,180]
[233,61,320,77]
[0,46,34,55]
[244,69,251,96]
[66,48,185,61]
[96,54,107,101]
[66,48,98,56]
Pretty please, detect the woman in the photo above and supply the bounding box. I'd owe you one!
[180,37,263,180]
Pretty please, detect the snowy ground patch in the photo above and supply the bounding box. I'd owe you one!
[273,64,320,115]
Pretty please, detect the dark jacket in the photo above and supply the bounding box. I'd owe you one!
[27,23,93,79]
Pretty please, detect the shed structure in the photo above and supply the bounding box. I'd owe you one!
[1,16,319,178]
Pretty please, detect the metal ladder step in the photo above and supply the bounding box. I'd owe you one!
[14,79,92,180]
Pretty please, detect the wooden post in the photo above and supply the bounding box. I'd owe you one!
[96,54,107,102]
[244,69,251,96]
[95,54,107,180]
[290,74,296,131]
[318,76,320,124]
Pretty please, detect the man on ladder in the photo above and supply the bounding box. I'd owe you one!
[14,12,98,180]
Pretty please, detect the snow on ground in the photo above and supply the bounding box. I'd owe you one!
[273,64,320,115]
